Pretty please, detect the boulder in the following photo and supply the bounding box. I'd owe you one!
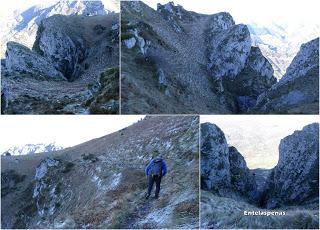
[253,38,319,114]
[263,123,319,208]
[5,42,65,80]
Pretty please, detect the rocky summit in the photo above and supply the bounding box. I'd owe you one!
[1,143,63,156]
[0,0,118,58]
[201,122,319,229]
[1,12,119,114]
[120,1,317,114]
[1,116,199,229]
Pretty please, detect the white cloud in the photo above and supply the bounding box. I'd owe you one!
[0,115,144,153]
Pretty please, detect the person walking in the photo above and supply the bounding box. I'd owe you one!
[145,154,167,199]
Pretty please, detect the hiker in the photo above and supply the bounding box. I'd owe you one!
[144,154,167,199]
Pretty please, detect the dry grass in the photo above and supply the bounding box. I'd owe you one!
[201,190,319,229]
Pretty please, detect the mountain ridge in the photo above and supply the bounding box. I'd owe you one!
[1,116,199,228]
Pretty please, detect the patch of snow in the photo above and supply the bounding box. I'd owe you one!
[109,172,122,189]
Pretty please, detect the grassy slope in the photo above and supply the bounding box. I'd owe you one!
[1,116,199,229]
[120,1,231,114]
[201,191,319,229]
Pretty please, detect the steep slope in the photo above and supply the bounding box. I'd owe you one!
[248,22,320,79]
[200,122,319,228]
[1,13,119,114]
[200,123,257,202]
[262,123,319,209]
[1,116,199,229]
[0,0,119,58]
[121,1,276,114]
[253,38,319,114]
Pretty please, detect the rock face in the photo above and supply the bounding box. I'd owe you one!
[32,15,87,80]
[207,23,252,79]
[0,0,117,58]
[2,12,119,114]
[1,116,199,229]
[228,146,257,202]
[201,123,231,192]
[262,123,319,208]
[253,38,319,114]
[5,42,65,80]
[201,123,257,201]
[121,1,281,114]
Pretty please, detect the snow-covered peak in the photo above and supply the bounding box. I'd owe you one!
[246,21,320,79]
[1,143,63,156]
[0,0,119,58]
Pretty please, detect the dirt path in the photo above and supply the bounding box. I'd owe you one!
[124,197,154,228]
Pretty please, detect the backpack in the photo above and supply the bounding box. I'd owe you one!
[149,159,162,177]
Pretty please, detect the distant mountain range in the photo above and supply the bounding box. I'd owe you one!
[1,143,63,156]
[0,0,119,58]
[248,22,320,79]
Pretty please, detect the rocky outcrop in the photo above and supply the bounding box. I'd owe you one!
[207,23,252,79]
[262,123,319,208]
[85,67,119,114]
[121,1,316,114]
[228,146,257,202]
[1,116,199,229]
[201,123,257,202]
[156,2,194,33]
[2,12,119,114]
[33,15,87,80]
[201,123,231,192]
[253,38,319,114]
[5,42,65,80]
[223,47,277,112]
[206,14,277,112]
[0,0,113,58]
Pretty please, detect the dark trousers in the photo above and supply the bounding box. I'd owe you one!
[147,175,162,197]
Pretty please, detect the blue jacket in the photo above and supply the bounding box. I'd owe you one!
[145,157,167,177]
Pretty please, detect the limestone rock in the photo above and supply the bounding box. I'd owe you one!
[207,24,252,78]
[33,15,87,80]
[5,42,65,80]
[201,123,258,202]
[253,38,319,114]
[263,123,319,208]
[207,12,235,32]
[222,47,277,112]
[123,37,136,49]
[229,146,257,201]
[201,123,231,192]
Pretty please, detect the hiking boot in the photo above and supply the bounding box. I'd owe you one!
[145,194,150,199]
